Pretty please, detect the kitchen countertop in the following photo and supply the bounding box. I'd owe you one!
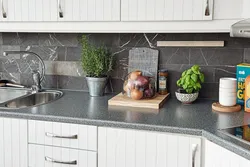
[1,90,250,160]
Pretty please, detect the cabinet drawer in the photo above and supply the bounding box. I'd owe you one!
[28,120,97,151]
[29,144,97,167]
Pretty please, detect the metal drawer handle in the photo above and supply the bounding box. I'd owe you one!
[205,0,210,16]
[58,0,63,18]
[45,156,77,165]
[1,0,6,18]
[192,144,198,167]
[45,132,78,139]
[240,30,250,33]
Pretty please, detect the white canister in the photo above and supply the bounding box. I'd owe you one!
[219,78,237,89]
[219,77,237,106]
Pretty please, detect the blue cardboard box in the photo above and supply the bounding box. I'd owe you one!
[236,63,250,105]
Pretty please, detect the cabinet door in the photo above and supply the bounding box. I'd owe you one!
[204,139,250,167]
[29,144,97,167]
[0,0,57,21]
[0,118,28,167]
[58,0,120,21]
[98,127,201,167]
[121,0,213,21]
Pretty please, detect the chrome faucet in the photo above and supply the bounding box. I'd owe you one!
[3,51,45,93]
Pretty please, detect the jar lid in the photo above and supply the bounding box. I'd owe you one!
[158,69,168,72]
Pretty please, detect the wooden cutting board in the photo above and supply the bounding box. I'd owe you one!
[108,93,169,109]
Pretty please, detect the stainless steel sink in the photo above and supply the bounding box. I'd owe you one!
[0,87,31,103]
[1,90,63,109]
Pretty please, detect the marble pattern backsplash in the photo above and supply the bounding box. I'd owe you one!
[0,33,250,99]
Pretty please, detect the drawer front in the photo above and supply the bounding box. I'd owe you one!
[28,120,97,151]
[29,144,97,167]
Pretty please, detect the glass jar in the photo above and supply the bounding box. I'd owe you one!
[123,71,156,100]
[158,69,168,95]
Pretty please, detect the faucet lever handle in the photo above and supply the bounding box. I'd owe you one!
[32,70,41,88]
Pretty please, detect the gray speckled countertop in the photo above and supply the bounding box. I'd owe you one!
[1,90,250,160]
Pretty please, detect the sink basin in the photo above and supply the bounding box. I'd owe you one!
[0,87,31,103]
[2,90,63,109]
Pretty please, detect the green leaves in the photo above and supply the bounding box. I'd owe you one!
[191,73,198,82]
[191,65,200,74]
[80,35,113,77]
[182,70,187,77]
[199,73,205,83]
[176,65,205,94]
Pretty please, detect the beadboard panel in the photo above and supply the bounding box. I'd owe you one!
[0,118,28,167]
[121,0,213,21]
[0,0,57,21]
[28,120,97,151]
[98,127,201,167]
[204,140,250,167]
[59,0,120,21]
[29,144,97,167]
[0,0,120,22]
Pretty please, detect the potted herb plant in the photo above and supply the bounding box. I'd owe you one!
[176,65,205,104]
[80,35,113,96]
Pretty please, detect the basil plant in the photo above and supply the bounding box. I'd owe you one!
[176,65,205,94]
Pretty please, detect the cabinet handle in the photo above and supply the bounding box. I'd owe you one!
[192,144,198,167]
[240,30,250,33]
[58,0,63,18]
[45,132,78,139]
[1,0,6,18]
[45,156,77,165]
[205,0,210,16]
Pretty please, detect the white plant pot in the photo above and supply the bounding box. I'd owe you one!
[175,91,199,104]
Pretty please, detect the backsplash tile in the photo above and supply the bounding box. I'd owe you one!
[38,34,78,47]
[0,32,249,100]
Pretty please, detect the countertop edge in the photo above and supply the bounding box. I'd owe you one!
[2,111,250,160]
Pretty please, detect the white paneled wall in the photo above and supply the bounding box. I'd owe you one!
[121,0,213,21]
[0,0,120,22]
[0,118,28,167]
[204,140,250,167]
[1,0,57,21]
[28,120,97,151]
[98,127,201,167]
[58,0,120,21]
[29,144,97,167]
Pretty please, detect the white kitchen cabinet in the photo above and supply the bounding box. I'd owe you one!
[204,139,250,167]
[57,0,120,21]
[28,120,97,151]
[0,117,28,167]
[0,0,57,21]
[121,0,214,21]
[0,0,248,32]
[98,127,201,167]
[29,144,97,167]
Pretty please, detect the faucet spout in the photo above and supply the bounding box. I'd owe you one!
[3,51,45,92]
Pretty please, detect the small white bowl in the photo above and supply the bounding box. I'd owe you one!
[219,96,236,106]
[220,78,237,89]
[175,92,199,104]
[219,87,236,93]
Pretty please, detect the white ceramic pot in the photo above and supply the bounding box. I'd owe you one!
[219,87,236,93]
[219,95,236,106]
[219,91,236,97]
[219,78,237,89]
[175,92,199,104]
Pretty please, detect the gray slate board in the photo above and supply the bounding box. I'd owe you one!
[128,47,159,79]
